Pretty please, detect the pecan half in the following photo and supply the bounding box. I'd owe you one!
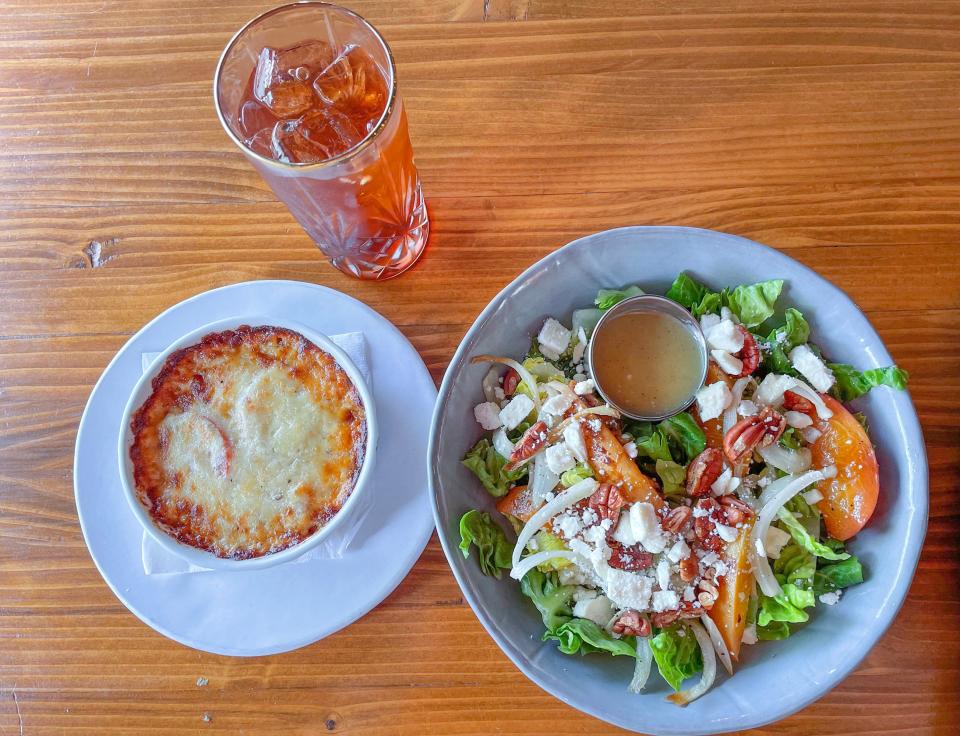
[506,421,549,469]
[502,368,520,397]
[607,540,655,572]
[650,610,681,628]
[718,495,753,526]
[613,610,651,638]
[662,505,693,533]
[734,326,760,377]
[587,483,623,524]
[722,407,786,463]
[692,499,726,552]
[783,389,817,418]
[679,554,698,582]
[686,448,724,497]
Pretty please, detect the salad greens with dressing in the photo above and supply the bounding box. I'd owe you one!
[457,273,907,704]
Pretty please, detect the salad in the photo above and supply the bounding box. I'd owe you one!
[458,274,908,705]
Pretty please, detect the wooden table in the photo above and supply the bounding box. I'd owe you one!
[1,1,957,733]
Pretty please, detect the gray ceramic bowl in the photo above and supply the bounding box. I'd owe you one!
[428,226,927,735]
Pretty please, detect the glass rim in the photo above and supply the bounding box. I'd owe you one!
[212,0,398,172]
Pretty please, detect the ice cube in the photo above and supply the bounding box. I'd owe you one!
[269,110,363,164]
[313,43,386,117]
[253,42,336,117]
[238,100,277,140]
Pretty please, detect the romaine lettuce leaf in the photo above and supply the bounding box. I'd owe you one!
[531,531,572,571]
[814,556,864,595]
[665,273,722,317]
[757,621,791,640]
[828,363,909,402]
[776,507,850,561]
[725,279,783,328]
[458,510,513,578]
[596,285,644,310]
[546,618,637,657]
[655,459,687,498]
[650,624,704,691]
[659,412,707,463]
[634,428,673,463]
[758,583,815,626]
[462,438,527,497]
[780,427,801,450]
[519,568,574,631]
[764,307,810,375]
[560,462,593,488]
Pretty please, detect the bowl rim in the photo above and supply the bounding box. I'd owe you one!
[428,225,928,734]
[117,314,378,572]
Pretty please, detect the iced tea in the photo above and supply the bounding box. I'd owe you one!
[215,3,429,280]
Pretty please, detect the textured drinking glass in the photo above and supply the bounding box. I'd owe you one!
[215,2,429,280]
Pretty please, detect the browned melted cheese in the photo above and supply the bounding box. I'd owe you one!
[130,325,366,559]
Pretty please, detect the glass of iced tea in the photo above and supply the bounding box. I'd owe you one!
[214,2,429,280]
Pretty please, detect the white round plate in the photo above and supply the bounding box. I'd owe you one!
[75,280,436,656]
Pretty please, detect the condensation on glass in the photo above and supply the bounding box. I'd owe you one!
[215,2,429,280]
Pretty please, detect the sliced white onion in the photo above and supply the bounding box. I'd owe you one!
[758,443,812,475]
[492,428,515,459]
[666,622,717,706]
[509,550,584,581]
[722,377,752,434]
[481,367,501,403]
[802,488,824,505]
[471,355,541,415]
[528,361,563,378]
[750,469,827,597]
[511,478,599,569]
[699,614,734,676]
[786,381,833,420]
[529,453,561,505]
[628,637,654,693]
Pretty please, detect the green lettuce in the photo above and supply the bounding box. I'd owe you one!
[634,427,673,463]
[560,462,594,488]
[814,556,864,595]
[659,412,707,463]
[776,508,850,561]
[725,279,784,328]
[519,568,574,631]
[596,285,644,310]
[462,438,527,497]
[758,583,815,626]
[757,621,791,640]
[780,427,802,450]
[531,531,572,571]
[650,624,704,691]
[546,618,637,657]
[458,510,513,578]
[656,459,687,498]
[764,308,810,375]
[828,364,909,402]
[665,273,722,317]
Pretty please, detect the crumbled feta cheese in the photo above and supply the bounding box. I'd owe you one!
[473,402,503,430]
[699,551,720,568]
[563,422,587,462]
[574,379,595,396]
[558,566,590,586]
[711,468,741,497]
[581,507,599,526]
[573,594,616,626]
[545,442,577,474]
[656,558,672,591]
[554,512,584,540]
[737,399,759,417]
[763,526,791,559]
[700,313,721,332]
[802,427,822,444]
[494,387,505,402]
[542,391,574,417]
[706,319,745,353]
[666,538,690,563]
[789,344,835,393]
[572,372,588,382]
[538,318,572,360]
[692,505,711,519]
[695,381,733,422]
[652,590,680,612]
[720,306,739,324]
[741,624,758,645]
[603,568,653,611]
[629,502,660,542]
[640,532,669,554]
[711,349,744,376]
[714,523,739,543]
[802,488,824,505]
[492,428,514,459]
[622,441,638,459]
[499,394,534,431]
[818,591,842,606]
[611,510,638,546]
[683,586,696,602]
[755,373,797,407]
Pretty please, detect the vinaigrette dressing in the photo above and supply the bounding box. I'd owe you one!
[590,310,704,418]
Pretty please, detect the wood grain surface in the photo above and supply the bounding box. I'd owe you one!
[0,0,958,733]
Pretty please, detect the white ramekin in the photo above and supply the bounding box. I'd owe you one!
[116,315,377,571]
